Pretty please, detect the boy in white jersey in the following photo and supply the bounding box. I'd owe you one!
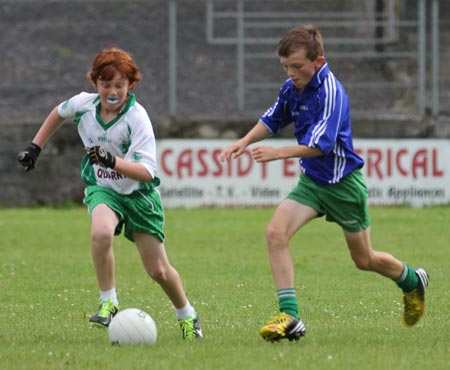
[18,48,202,339]
[220,25,428,342]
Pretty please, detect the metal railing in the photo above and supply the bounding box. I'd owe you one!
[200,0,441,117]
[0,0,446,124]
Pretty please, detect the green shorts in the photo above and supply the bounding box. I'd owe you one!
[287,169,371,232]
[83,186,165,242]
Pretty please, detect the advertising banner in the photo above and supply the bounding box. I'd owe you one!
[156,139,449,208]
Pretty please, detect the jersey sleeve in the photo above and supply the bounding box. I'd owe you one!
[124,105,157,178]
[259,81,294,134]
[57,92,98,119]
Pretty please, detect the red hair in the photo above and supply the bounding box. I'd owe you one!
[87,48,142,89]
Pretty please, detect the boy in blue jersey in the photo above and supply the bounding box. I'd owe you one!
[220,25,428,342]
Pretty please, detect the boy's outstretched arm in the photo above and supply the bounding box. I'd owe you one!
[18,106,66,171]
[219,121,270,162]
[31,106,66,148]
[252,144,323,163]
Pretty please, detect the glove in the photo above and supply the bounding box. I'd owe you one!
[18,142,42,171]
[86,146,116,169]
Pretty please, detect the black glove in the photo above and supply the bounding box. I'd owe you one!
[86,146,116,169]
[18,142,42,171]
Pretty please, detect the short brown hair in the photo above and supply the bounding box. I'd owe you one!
[278,25,324,61]
[87,48,142,89]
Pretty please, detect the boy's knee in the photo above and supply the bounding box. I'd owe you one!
[146,263,172,283]
[91,224,114,244]
[352,256,372,271]
[265,223,288,248]
[147,267,166,282]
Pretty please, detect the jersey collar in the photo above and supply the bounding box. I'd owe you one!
[95,93,136,130]
[308,61,329,89]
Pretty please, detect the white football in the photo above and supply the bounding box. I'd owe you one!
[108,308,157,346]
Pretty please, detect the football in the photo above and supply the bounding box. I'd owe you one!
[108,308,158,346]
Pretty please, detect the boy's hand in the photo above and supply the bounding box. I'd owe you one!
[219,139,247,162]
[18,142,42,171]
[86,146,116,169]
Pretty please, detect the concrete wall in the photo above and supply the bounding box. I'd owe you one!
[2,0,449,206]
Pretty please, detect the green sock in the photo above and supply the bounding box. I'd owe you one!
[277,288,298,318]
[395,263,418,292]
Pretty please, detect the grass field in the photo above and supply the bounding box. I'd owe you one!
[0,206,449,370]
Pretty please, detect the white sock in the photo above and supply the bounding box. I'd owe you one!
[395,263,408,283]
[175,301,196,320]
[100,288,119,306]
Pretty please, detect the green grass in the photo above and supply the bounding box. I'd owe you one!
[0,206,449,370]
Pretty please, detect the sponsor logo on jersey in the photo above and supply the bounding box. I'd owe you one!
[97,168,126,180]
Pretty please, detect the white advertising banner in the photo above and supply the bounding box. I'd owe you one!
[156,139,450,208]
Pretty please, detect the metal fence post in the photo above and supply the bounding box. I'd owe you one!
[431,0,440,116]
[236,0,245,113]
[169,0,177,118]
[418,0,426,116]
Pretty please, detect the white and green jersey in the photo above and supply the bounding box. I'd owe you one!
[58,92,158,195]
